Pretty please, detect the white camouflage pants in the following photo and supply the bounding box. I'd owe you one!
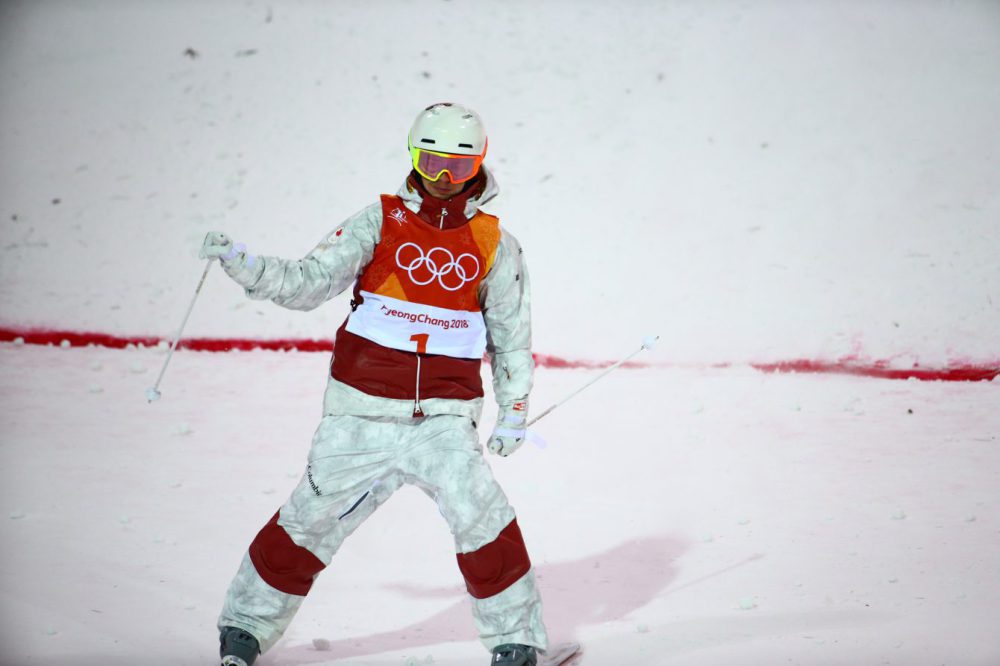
[218,414,548,654]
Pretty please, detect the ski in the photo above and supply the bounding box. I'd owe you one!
[539,641,581,666]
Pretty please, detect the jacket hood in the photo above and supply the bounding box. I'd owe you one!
[397,166,499,221]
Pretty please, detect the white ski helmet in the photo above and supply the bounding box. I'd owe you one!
[408,102,488,157]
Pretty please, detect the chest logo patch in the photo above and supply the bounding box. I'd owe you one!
[389,208,408,225]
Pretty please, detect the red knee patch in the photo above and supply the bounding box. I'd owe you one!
[456,518,532,599]
[248,511,325,596]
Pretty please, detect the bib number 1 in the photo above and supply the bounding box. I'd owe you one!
[410,333,429,354]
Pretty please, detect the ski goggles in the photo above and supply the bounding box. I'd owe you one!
[409,146,484,184]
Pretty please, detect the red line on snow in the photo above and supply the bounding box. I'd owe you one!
[1,326,997,382]
[0,327,331,353]
[747,359,998,383]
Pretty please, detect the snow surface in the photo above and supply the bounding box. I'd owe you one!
[1,0,998,367]
[2,345,999,664]
[1,1,999,664]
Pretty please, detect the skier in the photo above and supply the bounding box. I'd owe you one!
[203,103,549,666]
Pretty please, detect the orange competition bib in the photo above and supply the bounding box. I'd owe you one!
[345,195,501,359]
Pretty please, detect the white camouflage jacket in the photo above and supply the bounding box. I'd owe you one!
[218,168,533,423]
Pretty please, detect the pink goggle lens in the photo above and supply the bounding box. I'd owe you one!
[415,150,480,183]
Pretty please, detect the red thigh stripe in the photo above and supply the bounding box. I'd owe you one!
[456,518,532,599]
[248,511,326,596]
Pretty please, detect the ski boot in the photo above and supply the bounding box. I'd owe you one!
[491,643,538,665]
[219,626,260,666]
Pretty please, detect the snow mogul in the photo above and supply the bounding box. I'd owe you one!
[203,103,548,666]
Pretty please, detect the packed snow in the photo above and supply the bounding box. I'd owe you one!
[2,345,998,664]
[1,1,998,665]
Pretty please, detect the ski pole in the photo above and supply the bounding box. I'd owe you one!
[146,260,214,403]
[527,335,659,427]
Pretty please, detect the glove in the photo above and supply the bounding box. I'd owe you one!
[487,399,529,457]
[199,231,241,262]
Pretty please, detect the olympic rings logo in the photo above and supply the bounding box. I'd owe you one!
[395,242,480,291]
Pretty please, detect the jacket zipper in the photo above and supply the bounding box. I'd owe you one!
[416,205,448,412]
[412,353,424,417]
